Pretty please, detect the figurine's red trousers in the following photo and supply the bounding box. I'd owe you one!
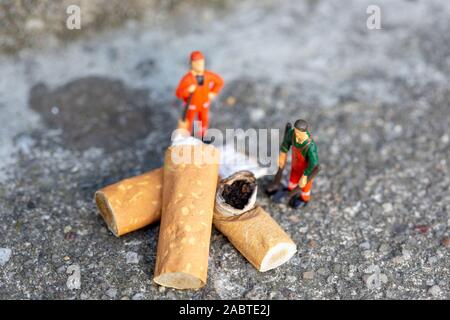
[288,146,314,202]
[184,102,210,137]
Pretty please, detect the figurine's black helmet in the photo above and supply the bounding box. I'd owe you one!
[294,119,309,132]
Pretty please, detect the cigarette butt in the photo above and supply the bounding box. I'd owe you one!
[213,171,296,272]
[94,168,163,237]
[213,206,297,272]
[153,143,220,289]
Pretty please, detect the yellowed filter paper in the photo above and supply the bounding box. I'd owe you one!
[213,206,297,272]
[94,168,163,237]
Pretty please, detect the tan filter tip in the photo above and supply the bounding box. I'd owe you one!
[259,242,297,272]
[154,272,204,290]
[95,190,119,237]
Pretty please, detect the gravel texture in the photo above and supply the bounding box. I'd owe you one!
[0,0,449,299]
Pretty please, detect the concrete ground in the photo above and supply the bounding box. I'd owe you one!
[0,0,449,299]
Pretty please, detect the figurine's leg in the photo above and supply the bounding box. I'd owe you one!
[288,148,305,191]
[185,109,197,135]
[288,177,312,209]
[300,180,313,202]
[198,108,209,139]
[287,169,301,191]
[287,149,308,208]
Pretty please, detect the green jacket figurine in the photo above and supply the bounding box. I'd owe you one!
[274,119,320,208]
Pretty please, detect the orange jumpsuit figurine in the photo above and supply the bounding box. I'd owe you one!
[175,51,224,137]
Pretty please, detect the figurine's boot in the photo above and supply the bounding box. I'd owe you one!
[272,187,289,203]
[289,197,308,209]
[202,137,213,144]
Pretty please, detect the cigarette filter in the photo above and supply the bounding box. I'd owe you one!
[213,206,297,272]
[213,171,297,272]
[153,141,220,289]
[94,168,163,237]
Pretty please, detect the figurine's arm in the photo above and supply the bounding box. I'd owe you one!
[304,143,319,177]
[280,128,293,154]
[208,72,224,95]
[278,128,293,169]
[175,75,194,100]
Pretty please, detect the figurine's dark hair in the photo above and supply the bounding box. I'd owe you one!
[294,119,309,132]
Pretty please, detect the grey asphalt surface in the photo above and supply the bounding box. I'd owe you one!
[0,0,449,299]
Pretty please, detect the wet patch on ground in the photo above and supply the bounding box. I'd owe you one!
[29,76,154,152]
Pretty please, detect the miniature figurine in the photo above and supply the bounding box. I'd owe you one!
[267,119,320,208]
[176,51,224,138]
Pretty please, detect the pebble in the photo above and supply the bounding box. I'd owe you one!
[425,279,435,286]
[250,109,265,122]
[333,264,342,273]
[299,226,308,233]
[125,251,140,264]
[80,293,90,299]
[244,286,266,299]
[441,236,450,247]
[106,288,118,298]
[286,276,297,282]
[402,249,412,260]
[303,271,315,280]
[77,229,89,236]
[288,215,300,223]
[365,265,379,274]
[378,244,390,254]
[64,225,72,233]
[428,285,441,297]
[64,232,77,241]
[392,255,405,264]
[360,242,371,250]
[307,240,318,249]
[317,268,330,276]
[385,290,395,299]
[382,203,393,213]
[427,256,438,265]
[27,200,36,209]
[414,224,429,234]
[132,293,145,300]
[226,96,236,106]
[0,248,12,266]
